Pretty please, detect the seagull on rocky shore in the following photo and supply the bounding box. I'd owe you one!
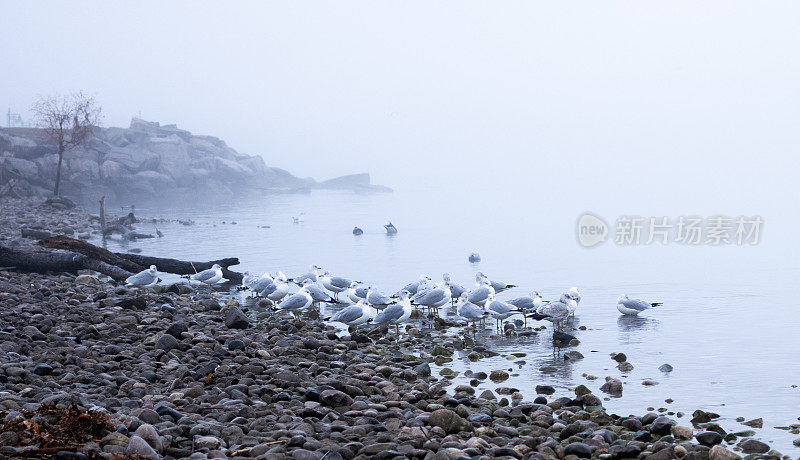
[395,274,432,297]
[301,279,335,304]
[373,291,413,335]
[617,294,662,316]
[263,272,290,302]
[346,281,369,304]
[191,264,224,285]
[320,272,351,301]
[330,299,376,327]
[293,265,322,284]
[126,265,159,287]
[366,288,394,309]
[277,286,313,316]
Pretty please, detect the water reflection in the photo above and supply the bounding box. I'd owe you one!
[617,314,660,332]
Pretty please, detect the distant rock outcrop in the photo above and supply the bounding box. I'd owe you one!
[0,118,390,205]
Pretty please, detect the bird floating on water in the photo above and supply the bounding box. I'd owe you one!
[352,227,363,235]
[617,294,662,316]
[468,252,481,263]
[292,212,305,224]
[384,221,398,235]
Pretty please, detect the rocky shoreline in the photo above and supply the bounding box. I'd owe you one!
[0,199,793,460]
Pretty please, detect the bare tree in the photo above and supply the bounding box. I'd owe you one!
[31,92,102,196]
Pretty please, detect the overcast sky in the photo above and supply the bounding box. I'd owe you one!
[2,1,798,215]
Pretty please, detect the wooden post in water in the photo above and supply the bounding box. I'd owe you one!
[99,196,106,241]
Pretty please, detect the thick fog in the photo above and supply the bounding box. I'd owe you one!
[2,1,798,217]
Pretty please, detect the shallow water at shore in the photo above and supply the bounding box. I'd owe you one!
[98,189,800,454]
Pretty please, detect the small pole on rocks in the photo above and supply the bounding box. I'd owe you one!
[99,196,106,241]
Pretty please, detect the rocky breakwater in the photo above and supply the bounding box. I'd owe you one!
[0,271,788,459]
[0,118,390,206]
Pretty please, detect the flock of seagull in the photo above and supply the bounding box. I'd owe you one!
[231,265,663,336]
[124,262,662,336]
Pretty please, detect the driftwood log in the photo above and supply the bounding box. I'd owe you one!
[117,254,243,283]
[0,236,243,284]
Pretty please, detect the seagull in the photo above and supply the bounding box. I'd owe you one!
[294,265,322,285]
[467,276,495,307]
[457,293,487,331]
[373,291,413,335]
[346,282,369,304]
[330,300,376,327]
[126,265,158,287]
[486,295,521,331]
[617,294,662,316]
[191,264,224,285]
[366,288,394,309]
[352,227,363,235]
[395,274,432,297]
[468,252,481,263]
[301,279,335,304]
[442,273,465,304]
[263,272,290,302]
[564,286,581,318]
[292,212,305,224]
[384,221,398,235]
[528,293,576,331]
[247,273,275,294]
[508,291,546,327]
[277,286,313,316]
[477,271,517,293]
[320,272,351,300]
[412,282,451,316]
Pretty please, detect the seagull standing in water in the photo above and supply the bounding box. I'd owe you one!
[330,299,376,327]
[374,291,413,335]
[412,280,451,316]
[191,264,224,285]
[126,265,159,287]
[467,275,495,307]
[617,294,662,316]
[508,291,546,327]
[564,286,581,319]
[475,272,517,293]
[457,293,487,331]
[487,295,521,331]
[320,272,351,301]
[528,293,577,331]
[277,286,313,317]
[394,275,431,297]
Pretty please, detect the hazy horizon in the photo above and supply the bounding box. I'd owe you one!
[2,1,799,213]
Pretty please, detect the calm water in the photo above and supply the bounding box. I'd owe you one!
[101,189,800,454]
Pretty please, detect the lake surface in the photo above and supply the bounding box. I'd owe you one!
[100,188,800,454]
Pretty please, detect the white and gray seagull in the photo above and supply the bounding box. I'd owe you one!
[320,272,351,301]
[330,299,376,327]
[486,295,522,331]
[508,291,546,326]
[366,288,394,309]
[373,291,413,335]
[346,281,369,304]
[529,293,577,331]
[126,265,159,287]
[467,276,495,307]
[457,293,487,331]
[277,286,314,316]
[301,279,335,304]
[191,264,225,285]
[617,294,662,316]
